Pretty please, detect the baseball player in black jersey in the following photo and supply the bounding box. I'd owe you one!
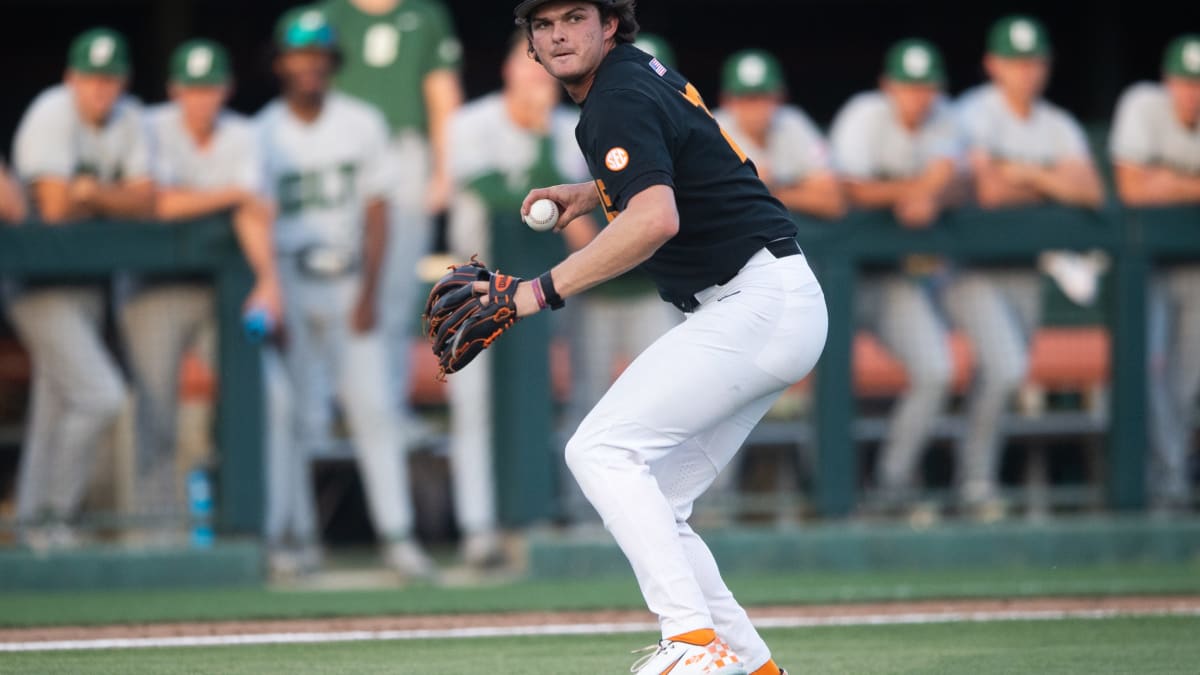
[497,3,827,673]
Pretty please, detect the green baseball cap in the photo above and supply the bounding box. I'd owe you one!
[67,27,131,76]
[169,39,231,86]
[884,39,946,86]
[987,15,1051,59]
[1164,34,1200,79]
[634,34,676,67]
[275,6,337,51]
[721,49,785,96]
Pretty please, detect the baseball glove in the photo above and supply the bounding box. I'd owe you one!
[423,256,521,378]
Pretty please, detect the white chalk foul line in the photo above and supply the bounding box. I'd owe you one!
[3,607,1199,653]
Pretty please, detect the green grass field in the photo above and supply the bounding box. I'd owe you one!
[3,564,1199,673]
[2,618,1198,674]
[2,563,1199,628]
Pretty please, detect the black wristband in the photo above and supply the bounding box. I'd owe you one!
[537,271,565,311]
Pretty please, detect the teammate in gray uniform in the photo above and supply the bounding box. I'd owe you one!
[8,28,153,543]
[121,40,282,525]
[446,32,596,563]
[1111,34,1200,510]
[830,39,964,511]
[0,161,26,224]
[715,50,844,219]
[953,15,1105,516]
[259,7,432,578]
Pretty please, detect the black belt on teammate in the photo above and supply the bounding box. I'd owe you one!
[671,237,802,314]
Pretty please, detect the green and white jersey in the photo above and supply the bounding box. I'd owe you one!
[320,0,462,136]
[12,84,150,185]
[1110,82,1200,174]
[449,93,587,189]
[713,104,831,185]
[829,90,962,179]
[256,93,395,255]
[146,103,260,192]
[957,83,1090,165]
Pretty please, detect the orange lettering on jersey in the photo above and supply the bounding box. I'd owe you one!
[594,179,619,223]
[680,82,749,164]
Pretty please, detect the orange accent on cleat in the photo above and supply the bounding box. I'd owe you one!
[751,660,782,675]
[672,624,715,648]
[668,628,717,646]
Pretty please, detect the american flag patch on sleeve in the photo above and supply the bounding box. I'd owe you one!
[649,58,667,77]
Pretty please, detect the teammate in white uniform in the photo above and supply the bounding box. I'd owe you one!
[446,32,595,564]
[510,2,826,673]
[258,7,431,578]
[830,39,965,511]
[954,15,1105,516]
[1110,34,1200,510]
[8,28,154,543]
[715,49,844,219]
[122,39,282,524]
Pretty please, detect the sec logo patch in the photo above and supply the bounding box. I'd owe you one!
[605,147,630,172]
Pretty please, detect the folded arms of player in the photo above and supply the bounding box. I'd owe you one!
[1114,162,1200,206]
[972,152,1104,210]
[155,186,258,221]
[843,158,962,228]
[34,175,155,223]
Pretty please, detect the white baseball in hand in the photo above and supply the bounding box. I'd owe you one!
[524,198,560,232]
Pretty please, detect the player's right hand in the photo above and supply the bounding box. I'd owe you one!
[521,182,600,232]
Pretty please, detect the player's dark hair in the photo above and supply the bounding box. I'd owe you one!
[519,0,640,62]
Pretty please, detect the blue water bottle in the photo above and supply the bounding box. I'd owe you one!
[243,305,275,344]
[186,467,215,549]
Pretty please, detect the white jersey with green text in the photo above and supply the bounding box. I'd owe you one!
[147,104,260,192]
[957,84,1090,165]
[829,91,962,179]
[714,104,831,186]
[1110,82,1200,174]
[13,84,150,184]
[256,93,394,255]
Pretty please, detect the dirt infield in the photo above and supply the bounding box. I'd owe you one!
[3,595,1198,645]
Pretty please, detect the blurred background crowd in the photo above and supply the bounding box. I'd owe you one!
[0,0,1197,581]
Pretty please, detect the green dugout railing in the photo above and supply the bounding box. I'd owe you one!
[793,204,1200,517]
[1,206,1197,532]
[0,217,263,534]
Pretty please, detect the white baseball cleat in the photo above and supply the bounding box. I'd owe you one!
[384,539,437,582]
[629,632,748,675]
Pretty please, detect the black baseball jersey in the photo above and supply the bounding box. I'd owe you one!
[575,43,798,304]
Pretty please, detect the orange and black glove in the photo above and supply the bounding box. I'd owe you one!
[423,257,521,379]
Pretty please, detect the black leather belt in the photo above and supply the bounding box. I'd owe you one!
[671,238,802,313]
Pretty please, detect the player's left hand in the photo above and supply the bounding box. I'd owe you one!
[423,258,522,378]
[470,279,541,318]
[351,291,377,334]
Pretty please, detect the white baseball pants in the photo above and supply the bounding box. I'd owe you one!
[119,284,214,518]
[564,249,826,672]
[268,266,415,543]
[7,287,127,523]
[1147,266,1200,505]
